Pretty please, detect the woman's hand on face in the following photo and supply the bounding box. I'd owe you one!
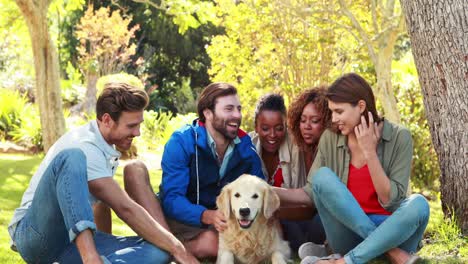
[354,112,383,159]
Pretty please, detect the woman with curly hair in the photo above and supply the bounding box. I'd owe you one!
[250,89,331,254]
[287,87,332,179]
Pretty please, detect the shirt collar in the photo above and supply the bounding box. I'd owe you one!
[206,130,240,158]
[91,120,121,158]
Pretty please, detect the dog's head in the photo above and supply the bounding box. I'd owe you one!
[217,174,280,229]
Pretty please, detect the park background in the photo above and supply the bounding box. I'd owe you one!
[0,0,466,263]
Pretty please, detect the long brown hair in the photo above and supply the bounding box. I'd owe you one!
[287,86,331,151]
[327,73,382,124]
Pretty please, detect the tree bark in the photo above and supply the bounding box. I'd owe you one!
[84,72,98,115]
[15,0,65,152]
[401,0,468,234]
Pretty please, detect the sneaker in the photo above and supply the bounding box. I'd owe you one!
[405,255,421,264]
[298,242,328,260]
[300,254,342,264]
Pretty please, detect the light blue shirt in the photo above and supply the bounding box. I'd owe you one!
[8,120,121,243]
[206,132,241,178]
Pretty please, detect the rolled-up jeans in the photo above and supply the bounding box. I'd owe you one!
[311,167,430,264]
[13,148,170,264]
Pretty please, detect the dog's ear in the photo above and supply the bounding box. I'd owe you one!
[217,186,231,219]
[263,186,280,219]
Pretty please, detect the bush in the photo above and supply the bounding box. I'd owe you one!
[61,62,86,107]
[9,104,43,151]
[136,111,197,153]
[0,88,28,140]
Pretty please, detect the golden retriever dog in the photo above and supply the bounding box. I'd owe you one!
[216,174,291,264]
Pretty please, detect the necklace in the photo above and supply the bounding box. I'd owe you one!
[269,161,281,186]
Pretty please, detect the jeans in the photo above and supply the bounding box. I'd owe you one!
[281,214,326,253]
[13,149,170,264]
[311,167,430,264]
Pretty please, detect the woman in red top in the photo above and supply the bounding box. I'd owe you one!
[293,73,430,264]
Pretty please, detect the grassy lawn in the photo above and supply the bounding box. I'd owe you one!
[0,153,466,263]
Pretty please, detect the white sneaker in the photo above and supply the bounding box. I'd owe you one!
[300,254,342,264]
[298,242,328,260]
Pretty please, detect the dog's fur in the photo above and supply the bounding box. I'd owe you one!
[216,174,290,264]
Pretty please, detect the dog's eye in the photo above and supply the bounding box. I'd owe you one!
[234,192,240,198]
[252,193,258,199]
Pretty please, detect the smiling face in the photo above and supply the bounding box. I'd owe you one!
[205,94,242,140]
[255,110,286,154]
[299,102,325,146]
[328,100,364,135]
[105,111,144,150]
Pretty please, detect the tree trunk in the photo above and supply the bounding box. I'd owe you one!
[84,72,99,115]
[15,0,65,152]
[401,0,468,234]
[375,59,401,123]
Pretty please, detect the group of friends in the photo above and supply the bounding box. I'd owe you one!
[8,73,430,264]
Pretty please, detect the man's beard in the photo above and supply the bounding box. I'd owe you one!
[212,115,241,140]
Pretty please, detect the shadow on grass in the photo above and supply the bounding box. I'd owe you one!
[0,154,42,211]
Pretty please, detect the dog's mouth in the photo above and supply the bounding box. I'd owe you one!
[237,219,254,229]
[237,212,257,229]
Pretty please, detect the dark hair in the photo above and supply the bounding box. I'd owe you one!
[197,82,238,122]
[96,82,149,122]
[254,93,286,125]
[327,73,381,124]
[287,86,331,150]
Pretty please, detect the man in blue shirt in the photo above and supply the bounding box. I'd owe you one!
[159,82,264,258]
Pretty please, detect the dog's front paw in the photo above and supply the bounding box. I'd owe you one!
[271,251,289,264]
[216,250,235,264]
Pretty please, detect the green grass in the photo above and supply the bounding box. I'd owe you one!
[0,153,466,263]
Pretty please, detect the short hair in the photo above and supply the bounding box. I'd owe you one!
[327,73,381,124]
[96,82,149,122]
[287,86,331,150]
[197,82,238,122]
[254,93,286,125]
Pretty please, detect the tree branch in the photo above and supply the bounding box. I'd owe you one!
[371,0,379,33]
[338,0,377,64]
[130,0,167,11]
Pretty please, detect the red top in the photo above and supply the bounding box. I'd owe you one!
[347,164,391,215]
[269,166,284,187]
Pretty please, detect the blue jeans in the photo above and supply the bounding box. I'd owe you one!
[13,149,170,264]
[311,167,430,264]
[281,214,326,252]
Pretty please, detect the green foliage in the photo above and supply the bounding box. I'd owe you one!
[0,89,44,150]
[420,196,467,260]
[9,105,43,151]
[392,53,440,190]
[96,72,144,95]
[137,111,197,153]
[0,89,28,140]
[61,62,86,106]
[208,0,359,130]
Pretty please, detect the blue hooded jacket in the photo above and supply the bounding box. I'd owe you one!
[159,119,264,227]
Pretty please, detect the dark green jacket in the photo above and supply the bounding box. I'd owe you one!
[302,119,413,212]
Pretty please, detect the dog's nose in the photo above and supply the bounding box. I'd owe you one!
[239,207,250,217]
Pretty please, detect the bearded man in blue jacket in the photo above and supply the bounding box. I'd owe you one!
[159,82,264,259]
